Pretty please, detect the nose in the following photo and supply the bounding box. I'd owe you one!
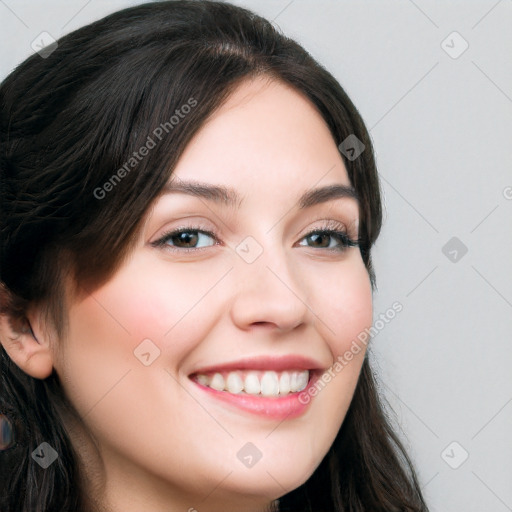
[229,241,310,332]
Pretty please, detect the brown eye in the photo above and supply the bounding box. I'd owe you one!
[298,229,358,252]
[171,231,200,248]
[153,228,218,251]
[306,233,331,248]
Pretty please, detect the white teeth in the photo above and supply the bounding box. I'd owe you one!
[195,369,310,397]
[209,373,225,391]
[295,371,309,392]
[196,374,210,386]
[290,372,300,392]
[244,372,261,394]
[289,371,309,392]
[260,371,279,396]
[278,372,291,395]
[226,372,244,394]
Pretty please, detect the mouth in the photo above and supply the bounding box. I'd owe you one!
[188,356,324,420]
[191,369,310,397]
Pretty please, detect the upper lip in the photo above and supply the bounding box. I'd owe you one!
[189,355,326,375]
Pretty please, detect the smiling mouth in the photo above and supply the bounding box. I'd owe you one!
[191,369,310,397]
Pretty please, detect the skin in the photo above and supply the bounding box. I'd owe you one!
[0,76,373,512]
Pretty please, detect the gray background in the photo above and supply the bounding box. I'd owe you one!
[1,1,511,510]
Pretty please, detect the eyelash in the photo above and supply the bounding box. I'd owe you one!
[151,220,360,255]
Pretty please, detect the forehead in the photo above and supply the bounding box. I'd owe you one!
[169,76,352,202]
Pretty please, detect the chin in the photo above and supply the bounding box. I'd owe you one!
[221,456,317,501]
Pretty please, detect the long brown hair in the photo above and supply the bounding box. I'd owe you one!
[0,1,428,510]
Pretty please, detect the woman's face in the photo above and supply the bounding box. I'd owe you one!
[54,77,373,511]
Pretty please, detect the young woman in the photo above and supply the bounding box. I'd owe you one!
[0,1,429,511]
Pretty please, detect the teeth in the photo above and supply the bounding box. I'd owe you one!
[295,371,309,392]
[244,372,261,394]
[278,372,291,395]
[226,372,244,394]
[196,374,209,386]
[194,369,310,397]
[260,371,279,396]
[290,372,299,391]
[209,373,225,391]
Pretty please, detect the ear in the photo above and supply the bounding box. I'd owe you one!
[0,311,54,380]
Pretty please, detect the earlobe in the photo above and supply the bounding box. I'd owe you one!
[0,313,54,380]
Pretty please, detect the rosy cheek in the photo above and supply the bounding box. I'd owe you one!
[78,258,222,363]
[77,263,173,334]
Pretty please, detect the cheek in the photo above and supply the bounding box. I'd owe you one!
[313,257,373,355]
[114,257,232,354]
[61,255,231,379]
[311,257,372,418]
[55,260,225,455]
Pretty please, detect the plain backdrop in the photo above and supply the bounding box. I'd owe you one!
[1,1,511,511]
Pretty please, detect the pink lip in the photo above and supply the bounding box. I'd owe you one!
[188,355,325,420]
[190,355,325,374]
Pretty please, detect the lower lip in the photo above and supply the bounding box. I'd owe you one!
[190,372,319,420]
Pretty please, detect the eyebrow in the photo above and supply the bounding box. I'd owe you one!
[163,179,358,209]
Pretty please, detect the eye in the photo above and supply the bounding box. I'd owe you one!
[151,220,359,254]
[152,227,218,251]
[297,221,359,252]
